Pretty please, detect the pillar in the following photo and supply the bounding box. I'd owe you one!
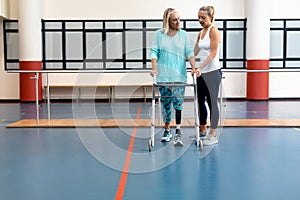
[245,0,270,100]
[18,0,43,101]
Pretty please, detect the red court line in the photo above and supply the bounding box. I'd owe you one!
[115,106,141,200]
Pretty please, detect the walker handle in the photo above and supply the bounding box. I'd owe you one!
[192,72,197,85]
[153,73,157,84]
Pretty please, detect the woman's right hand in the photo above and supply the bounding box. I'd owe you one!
[150,70,158,77]
[196,68,202,77]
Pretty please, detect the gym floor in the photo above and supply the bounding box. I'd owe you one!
[1,100,300,200]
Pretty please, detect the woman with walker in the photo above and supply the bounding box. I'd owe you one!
[150,8,196,146]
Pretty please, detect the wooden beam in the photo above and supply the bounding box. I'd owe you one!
[6,118,300,128]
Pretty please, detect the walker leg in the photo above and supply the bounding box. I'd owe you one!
[148,139,153,152]
[149,79,156,151]
[149,97,154,152]
[193,74,202,151]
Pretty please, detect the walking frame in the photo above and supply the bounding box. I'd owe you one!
[148,73,203,151]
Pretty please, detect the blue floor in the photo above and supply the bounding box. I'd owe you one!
[1,100,300,200]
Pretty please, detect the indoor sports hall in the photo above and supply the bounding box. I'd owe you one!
[1,0,300,200]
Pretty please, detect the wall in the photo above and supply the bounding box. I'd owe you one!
[1,0,300,100]
[0,17,19,99]
[269,0,300,98]
[0,0,19,100]
[0,0,10,18]
[43,0,244,19]
[269,0,300,19]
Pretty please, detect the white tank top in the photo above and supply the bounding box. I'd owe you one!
[198,25,221,73]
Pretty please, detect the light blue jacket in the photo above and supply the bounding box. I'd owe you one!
[150,29,194,83]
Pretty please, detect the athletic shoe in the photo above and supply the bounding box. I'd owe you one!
[174,129,183,146]
[161,129,172,142]
[200,131,207,138]
[189,130,206,138]
[175,129,181,136]
[203,134,218,146]
[193,131,206,147]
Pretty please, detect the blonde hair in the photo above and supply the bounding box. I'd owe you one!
[199,6,215,22]
[162,8,177,34]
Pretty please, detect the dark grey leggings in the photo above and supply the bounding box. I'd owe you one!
[197,69,222,129]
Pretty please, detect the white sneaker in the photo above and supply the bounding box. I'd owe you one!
[203,135,218,146]
[174,130,183,146]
